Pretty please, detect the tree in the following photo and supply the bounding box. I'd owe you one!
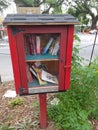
[14,0,65,14]
[14,0,98,29]
[67,0,98,29]
[0,0,9,12]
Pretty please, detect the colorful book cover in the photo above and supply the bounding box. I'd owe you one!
[41,70,58,84]
[42,37,54,54]
[30,65,47,85]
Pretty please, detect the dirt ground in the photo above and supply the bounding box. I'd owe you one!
[0,81,56,130]
[0,81,98,130]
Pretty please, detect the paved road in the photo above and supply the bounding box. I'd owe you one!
[0,33,98,81]
[0,44,13,81]
[78,33,98,65]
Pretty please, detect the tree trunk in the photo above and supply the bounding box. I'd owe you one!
[91,17,97,30]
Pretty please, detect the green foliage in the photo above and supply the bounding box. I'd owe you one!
[0,0,9,11]
[48,65,98,130]
[8,98,24,107]
[48,36,98,130]
[68,7,89,26]
[0,124,14,130]
[14,0,41,7]
[14,0,98,29]
[14,0,64,14]
[31,101,39,108]
[67,0,98,29]
[92,106,98,120]
[72,35,82,68]
[15,118,36,130]
[30,101,40,118]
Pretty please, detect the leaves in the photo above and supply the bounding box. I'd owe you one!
[8,98,24,108]
[48,41,98,130]
[0,0,9,11]
[14,0,65,13]
[67,0,98,29]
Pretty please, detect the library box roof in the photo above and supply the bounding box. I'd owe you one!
[3,14,79,26]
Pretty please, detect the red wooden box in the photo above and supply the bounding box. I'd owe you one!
[3,14,78,95]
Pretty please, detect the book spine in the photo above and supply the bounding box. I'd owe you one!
[31,35,36,55]
[25,35,32,54]
[49,40,55,54]
[26,64,33,82]
[42,37,54,54]
[52,42,59,55]
[36,36,41,54]
[52,37,60,55]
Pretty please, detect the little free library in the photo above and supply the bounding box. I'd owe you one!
[3,14,79,95]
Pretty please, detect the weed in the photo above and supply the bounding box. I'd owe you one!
[8,97,24,108]
[15,118,39,130]
[31,101,39,108]
[0,124,14,130]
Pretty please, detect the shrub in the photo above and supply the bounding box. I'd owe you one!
[0,124,14,130]
[48,35,98,130]
[15,118,38,130]
[8,97,24,107]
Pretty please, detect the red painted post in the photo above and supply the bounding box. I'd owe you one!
[39,94,47,129]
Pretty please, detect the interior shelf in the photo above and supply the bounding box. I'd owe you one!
[26,54,59,62]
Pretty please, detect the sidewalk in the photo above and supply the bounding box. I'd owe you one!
[0,41,13,82]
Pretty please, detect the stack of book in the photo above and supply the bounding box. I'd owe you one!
[27,62,58,85]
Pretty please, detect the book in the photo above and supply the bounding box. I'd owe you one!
[49,39,56,54]
[34,61,41,68]
[24,35,31,55]
[42,37,54,54]
[30,65,47,85]
[36,36,41,54]
[26,64,33,82]
[30,67,37,79]
[51,37,60,55]
[41,70,58,84]
[31,35,37,55]
[28,35,34,55]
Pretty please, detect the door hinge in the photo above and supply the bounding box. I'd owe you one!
[61,59,65,63]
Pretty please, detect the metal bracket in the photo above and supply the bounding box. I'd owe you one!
[11,26,25,35]
[19,87,28,96]
[61,59,65,63]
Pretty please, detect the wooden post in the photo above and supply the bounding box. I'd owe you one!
[39,93,47,129]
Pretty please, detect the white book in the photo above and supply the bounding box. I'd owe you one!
[36,36,41,54]
[41,70,58,84]
[52,37,60,55]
